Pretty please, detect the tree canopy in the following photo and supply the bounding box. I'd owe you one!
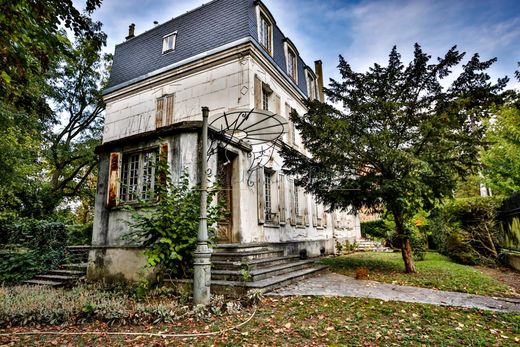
[281,44,507,272]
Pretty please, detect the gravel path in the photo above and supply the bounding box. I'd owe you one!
[268,272,520,313]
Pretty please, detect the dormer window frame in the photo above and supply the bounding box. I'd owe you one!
[162,31,177,54]
[283,39,299,83]
[305,67,317,100]
[255,1,275,56]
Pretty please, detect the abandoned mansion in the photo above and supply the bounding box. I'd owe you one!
[89,0,361,282]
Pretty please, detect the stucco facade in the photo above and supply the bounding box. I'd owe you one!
[88,0,360,282]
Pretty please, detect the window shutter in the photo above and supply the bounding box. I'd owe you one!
[288,178,295,225]
[159,143,169,186]
[254,75,262,109]
[322,211,327,228]
[304,203,310,227]
[155,97,165,128]
[107,152,121,207]
[285,103,293,146]
[165,94,174,126]
[278,173,286,225]
[257,169,265,224]
[274,94,281,115]
[312,199,317,227]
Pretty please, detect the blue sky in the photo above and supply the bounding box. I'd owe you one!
[82,0,520,89]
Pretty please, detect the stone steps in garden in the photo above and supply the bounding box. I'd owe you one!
[23,246,89,287]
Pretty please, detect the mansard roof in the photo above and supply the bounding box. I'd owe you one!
[106,0,312,97]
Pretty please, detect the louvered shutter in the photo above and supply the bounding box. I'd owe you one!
[156,97,164,128]
[254,75,262,109]
[165,94,174,126]
[278,173,286,225]
[257,169,265,224]
[107,152,121,207]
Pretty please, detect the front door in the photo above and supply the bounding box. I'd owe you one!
[216,148,236,243]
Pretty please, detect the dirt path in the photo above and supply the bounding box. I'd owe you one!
[269,272,520,313]
[475,266,520,295]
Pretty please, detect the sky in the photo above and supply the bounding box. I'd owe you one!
[80,0,520,89]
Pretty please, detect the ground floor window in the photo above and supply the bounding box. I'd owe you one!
[265,169,273,222]
[120,149,158,203]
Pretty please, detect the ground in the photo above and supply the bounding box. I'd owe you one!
[1,297,519,346]
[321,252,519,297]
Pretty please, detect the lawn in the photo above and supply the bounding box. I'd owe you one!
[321,251,516,297]
[2,296,519,346]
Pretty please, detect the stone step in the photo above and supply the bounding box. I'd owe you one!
[211,265,329,296]
[62,263,88,270]
[23,279,62,287]
[34,274,79,282]
[213,243,270,253]
[48,269,85,276]
[212,255,301,271]
[212,249,284,262]
[212,259,316,281]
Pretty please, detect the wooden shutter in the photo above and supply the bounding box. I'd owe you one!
[159,143,169,186]
[254,75,262,109]
[257,169,265,224]
[107,152,121,207]
[274,94,281,115]
[155,97,164,128]
[285,103,292,145]
[278,173,286,225]
[312,199,317,227]
[288,178,295,225]
[165,94,174,126]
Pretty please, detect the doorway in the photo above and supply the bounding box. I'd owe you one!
[216,147,237,243]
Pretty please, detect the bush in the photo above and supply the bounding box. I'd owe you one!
[0,219,68,283]
[67,222,92,245]
[361,220,391,239]
[430,197,503,265]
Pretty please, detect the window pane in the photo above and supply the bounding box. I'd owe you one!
[265,171,272,222]
[141,151,156,200]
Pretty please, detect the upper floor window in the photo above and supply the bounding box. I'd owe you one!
[120,149,159,203]
[287,48,297,81]
[162,32,177,53]
[306,71,317,100]
[259,14,272,54]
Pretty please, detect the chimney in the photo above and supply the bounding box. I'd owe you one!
[314,60,325,102]
[126,23,135,40]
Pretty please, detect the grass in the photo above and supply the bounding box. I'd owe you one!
[2,296,519,346]
[321,251,515,296]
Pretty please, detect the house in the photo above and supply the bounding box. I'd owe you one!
[88,0,361,282]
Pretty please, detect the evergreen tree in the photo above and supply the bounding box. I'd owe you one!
[281,44,506,273]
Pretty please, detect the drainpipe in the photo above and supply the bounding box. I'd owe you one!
[193,106,212,305]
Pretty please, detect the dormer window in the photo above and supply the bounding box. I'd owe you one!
[259,14,272,53]
[306,70,317,100]
[287,48,297,81]
[162,32,177,53]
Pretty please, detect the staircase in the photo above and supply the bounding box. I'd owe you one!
[355,238,393,252]
[209,243,327,295]
[23,246,89,287]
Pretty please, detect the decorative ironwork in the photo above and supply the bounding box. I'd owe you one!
[208,109,287,187]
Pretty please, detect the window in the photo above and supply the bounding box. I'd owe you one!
[259,14,271,53]
[306,71,316,100]
[264,170,272,222]
[120,149,158,203]
[287,48,297,81]
[261,83,272,111]
[162,32,177,53]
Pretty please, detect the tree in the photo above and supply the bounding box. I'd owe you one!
[481,63,520,195]
[281,44,506,273]
[42,21,109,215]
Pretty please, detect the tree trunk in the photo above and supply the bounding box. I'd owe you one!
[391,207,417,273]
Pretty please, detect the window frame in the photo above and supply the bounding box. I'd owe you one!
[306,69,317,100]
[162,31,177,54]
[259,14,272,54]
[287,48,297,81]
[119,148,159,204]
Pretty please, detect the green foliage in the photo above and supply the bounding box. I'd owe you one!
[497,192,520,251]
[481,98,520,195]
[430,197,503,265]
[67,223,93,245]
[361,220,390,239]
[126,160,225,279]
[281,44,506,273]
[0,219,68,283]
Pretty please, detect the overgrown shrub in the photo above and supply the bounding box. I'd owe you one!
[430,197,503,265]
[0,219,68,283]
[125,162,225,279]
[360,220,390,239]
[67,222,92,245]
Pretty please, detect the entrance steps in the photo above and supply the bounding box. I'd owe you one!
[210,243,327,295]
[23,246,89,287]
[355,238,394,252]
